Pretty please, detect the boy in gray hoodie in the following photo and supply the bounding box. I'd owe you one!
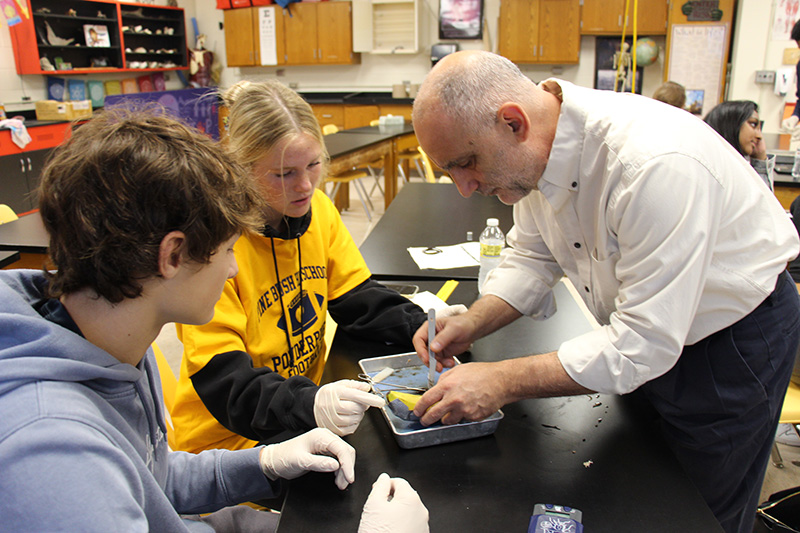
[0,108,427,532]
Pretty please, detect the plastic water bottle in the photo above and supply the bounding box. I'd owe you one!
[478,218,505,294]
[793,146,800,182]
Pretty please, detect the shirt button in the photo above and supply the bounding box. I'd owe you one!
[584,286,590,292]
[571,181,577,188]
[574,242,581,248]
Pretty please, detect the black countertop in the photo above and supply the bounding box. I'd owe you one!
[300,91,414,105]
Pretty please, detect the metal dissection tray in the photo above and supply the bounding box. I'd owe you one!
[358,352,503,449]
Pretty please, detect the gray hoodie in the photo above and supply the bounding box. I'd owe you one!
[0,270,278,532]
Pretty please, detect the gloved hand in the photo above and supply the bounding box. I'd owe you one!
[314,379,385,436]
[782,115,799,132]
[259,428,355,490]
[437,304,468,318]
[358,473,429,533]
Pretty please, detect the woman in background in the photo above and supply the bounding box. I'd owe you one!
[704,100,775,190]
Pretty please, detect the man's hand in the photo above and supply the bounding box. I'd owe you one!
[412,312,476,370]
[358,473,429,533]
[314,380,386,436]
[259,428,355,490]
[413,361,512,425]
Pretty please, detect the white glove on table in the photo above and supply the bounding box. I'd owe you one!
[259,428,355,490]
[358,473,429,533]
[782,115,799,133]
[314,379,385,436]
[437,303,468,318]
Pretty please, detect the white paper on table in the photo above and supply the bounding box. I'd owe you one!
[407,242,481,270]
[409,291,449,311]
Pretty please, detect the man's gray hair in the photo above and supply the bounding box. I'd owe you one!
[415,52,533,129]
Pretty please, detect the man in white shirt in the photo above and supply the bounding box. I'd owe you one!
[411,50,800,533]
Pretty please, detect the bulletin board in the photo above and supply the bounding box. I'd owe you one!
[666,23,730,118]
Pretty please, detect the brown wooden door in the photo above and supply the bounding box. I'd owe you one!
[538,0,580,63]
[224,8,257,67]
[580,0,624,34]
[498,0,538,63]
[636,0,668,35]
[284,3,319,65]
[318,2,355,64]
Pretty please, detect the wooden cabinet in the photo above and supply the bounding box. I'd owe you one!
[344,105,379,129]
[10,0,188,75]
[312,105,345,131]
[223,6,285,67]
[352,0,419,54]
[581,0,667,35]
[225,2,357,67]
[498,0,580,64]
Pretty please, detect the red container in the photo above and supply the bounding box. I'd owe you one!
[252,0,273,4]
[216,0,232,8]
[230,0,252,7]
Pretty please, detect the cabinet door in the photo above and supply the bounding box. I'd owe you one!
[538,0,580,63]
[224,8,257,67]
[580,0,624,34]
[318,2,354,64]
[23,149,52,211]
[498,0,538,63]
[344,105,380,129]
[636,0,667,35]
[0,155,32,215]
[313,105,345,131]
[285,3,319,65]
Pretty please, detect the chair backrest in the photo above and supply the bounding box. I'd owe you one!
[152,341,178,450]
[322,124,339,135]
[0,204,18,224]
[417,147,438,183]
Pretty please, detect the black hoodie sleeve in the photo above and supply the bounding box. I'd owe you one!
[327,278,428,346]
[191,350,319,442]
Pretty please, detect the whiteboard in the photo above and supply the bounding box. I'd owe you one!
[667,23,729,117]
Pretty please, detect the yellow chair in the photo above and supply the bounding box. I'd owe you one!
[152,342,178,451]
[771,381,800,468]
[0,204,18,224]
[322,124,375,220]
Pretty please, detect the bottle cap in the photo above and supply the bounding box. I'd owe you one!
[487,218,499,226]
[466,231,473,241]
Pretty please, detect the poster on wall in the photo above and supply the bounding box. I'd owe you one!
[594,37,644,94]
[667,23,729,117]
[772,0,800,41]
[439,0,483,40]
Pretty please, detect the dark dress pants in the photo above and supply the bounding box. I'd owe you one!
[640,271,800,533]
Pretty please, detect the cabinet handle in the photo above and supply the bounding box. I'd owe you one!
[618,15,622,27]
[539,46,543,57]
[27,157,32,171]
[322,114,333,118]
[20,158,25,173]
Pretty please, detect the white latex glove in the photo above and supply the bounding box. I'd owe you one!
[782,115,799,132]
[314,379,385,436]
[259,428,355,490]
[358,473,430,533]
[437,303,468,318]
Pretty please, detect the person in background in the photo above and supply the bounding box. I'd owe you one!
[652,80,686,109]
[781,19,800,137]
[704,100,775,190]
[172,80,463,455]
[410,50,800,533]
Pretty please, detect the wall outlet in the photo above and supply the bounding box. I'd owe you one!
[755,70,776,84]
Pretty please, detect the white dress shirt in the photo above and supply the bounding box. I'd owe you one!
[483,80,800,395]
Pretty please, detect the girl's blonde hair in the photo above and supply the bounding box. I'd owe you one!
[222,80,327,170]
